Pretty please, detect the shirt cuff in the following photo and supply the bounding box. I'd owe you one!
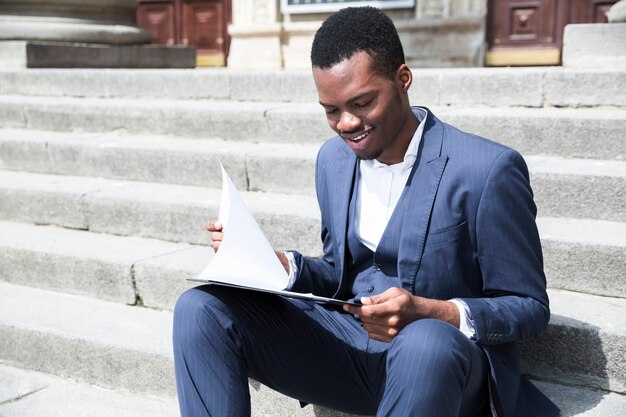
[284,251,299,290]
[449,298,476,339]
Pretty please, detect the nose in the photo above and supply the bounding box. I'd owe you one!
[337,111,360,133]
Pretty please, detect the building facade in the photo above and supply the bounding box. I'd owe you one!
[134,0,618,68]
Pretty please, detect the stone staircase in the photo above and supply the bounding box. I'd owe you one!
[0,67,624,416]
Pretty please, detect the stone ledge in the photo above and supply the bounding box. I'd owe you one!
[0,41,196,69]
[1,67,625,108]
[563,23,626,69]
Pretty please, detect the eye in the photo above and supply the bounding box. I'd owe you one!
[324,107,338,115]
[354,99,372,109]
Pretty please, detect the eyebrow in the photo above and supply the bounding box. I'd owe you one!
[319,91,376,107]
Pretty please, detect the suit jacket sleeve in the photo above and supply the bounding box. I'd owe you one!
[285,143,342,297]
[462,149,550,345]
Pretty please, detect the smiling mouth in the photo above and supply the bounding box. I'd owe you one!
[342,128,372,142]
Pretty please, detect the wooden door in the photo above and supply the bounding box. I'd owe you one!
[181,0,230,66]
[137,0,178,45]
[137,0,231,66]
[486,0,617,66]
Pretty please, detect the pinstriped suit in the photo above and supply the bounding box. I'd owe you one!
[173,108,559,416]
[289,108,559,416]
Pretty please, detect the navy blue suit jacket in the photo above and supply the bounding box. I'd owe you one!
[291,108,559,416]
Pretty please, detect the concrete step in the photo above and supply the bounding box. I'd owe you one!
[1,365,625,417]
[0,128,319,197]
[0,282,624,416]
[1,67,625,108]
[0,363,179,417]
[0,282,176,397]
[530,380,626,417]
[0,95,624,159]
[0,282,341,417]
[527,155,626,222]
[0,168,624,298]
[0,220,200,306]
[521,289,626,394]
[538,217,626,299]
[0,171,321,253]
[0,131,624,221]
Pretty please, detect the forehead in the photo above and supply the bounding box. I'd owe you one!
[312,51,388,102]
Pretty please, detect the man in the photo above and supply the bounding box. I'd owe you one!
[173,7,559,417]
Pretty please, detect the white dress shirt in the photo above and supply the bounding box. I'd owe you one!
[287,108,475,338]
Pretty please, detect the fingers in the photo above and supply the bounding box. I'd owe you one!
[362,321,399,343]
[210,231,224,243]
[205,221,223,253]
[342,291,397,316]
[205,220,223,232]
[343,287,418,342]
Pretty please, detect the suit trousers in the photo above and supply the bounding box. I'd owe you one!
[173,285,489,417]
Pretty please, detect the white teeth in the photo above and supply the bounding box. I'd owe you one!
[350,131,370,141]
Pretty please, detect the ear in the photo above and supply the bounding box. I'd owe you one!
[395,64,412,93]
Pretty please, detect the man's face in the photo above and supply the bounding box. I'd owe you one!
[312,51,416,165]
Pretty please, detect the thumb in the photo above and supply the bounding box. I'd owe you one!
[361,294,385,305]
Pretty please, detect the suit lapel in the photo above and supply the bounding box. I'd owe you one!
[398,110,448,292]
[330,144,357,291]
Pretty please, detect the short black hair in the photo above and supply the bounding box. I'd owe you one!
[311,6,405,78]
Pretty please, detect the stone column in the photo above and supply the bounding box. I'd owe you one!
[0,0,151,44]
[401,0,486,68]
[607,0,626,23]
[227,0,284,69]
[562,0,626,69]
[0,0,195,68]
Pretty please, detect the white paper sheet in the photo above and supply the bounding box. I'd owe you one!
[195,164,289,291]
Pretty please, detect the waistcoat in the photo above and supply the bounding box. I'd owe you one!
[347,166,408,301]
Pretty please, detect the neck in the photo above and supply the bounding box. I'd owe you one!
[378,109,420,165]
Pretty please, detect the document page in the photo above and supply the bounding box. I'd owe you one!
[191,164,360,306]
[195,164,289,291]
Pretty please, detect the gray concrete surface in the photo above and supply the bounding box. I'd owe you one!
[563,23,626,69]
[436,107,626,160]
[0,66,624,416]
[133,246,210,310]
[2,361,624,417]
[0,170,322,252]
[532,380,626,416]
[0,132,623,221]
[1,95,624,159]
[521,289,626,393]
[1,130,623,208]
[538,217,626,298]
[1,281,625,416]
[0,364,179,417]
[0,170,624,298]
[0,42,196,69]
[0,281,175,396]
[1,67,624,108]
[544,69,626,108]
[0,130,252,191]
[527,156,626,222]
[0,221,194,303]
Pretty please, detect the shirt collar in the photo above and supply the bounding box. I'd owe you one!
[368,107,428,171]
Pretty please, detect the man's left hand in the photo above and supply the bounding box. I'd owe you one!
[343,287,460,343]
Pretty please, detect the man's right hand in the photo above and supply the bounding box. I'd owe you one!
[205,220,223,253]
[205,220,291,276]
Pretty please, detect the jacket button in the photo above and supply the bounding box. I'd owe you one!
[374,264,383,271]
[368,286,375,293]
